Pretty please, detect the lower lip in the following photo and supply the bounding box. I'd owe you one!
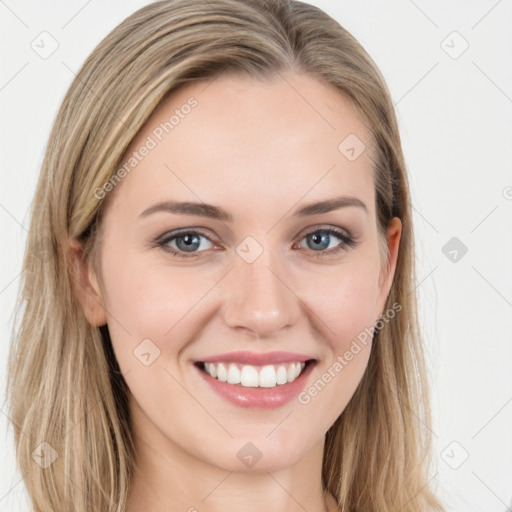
[194,361,316,409]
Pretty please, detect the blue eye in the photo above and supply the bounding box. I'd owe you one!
[158,231,214,257]
[298,228,357,256]
[155,226,357,259]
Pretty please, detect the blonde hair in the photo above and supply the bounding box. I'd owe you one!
[5,1,445,510]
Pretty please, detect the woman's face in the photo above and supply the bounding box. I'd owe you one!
[79,72,401,473]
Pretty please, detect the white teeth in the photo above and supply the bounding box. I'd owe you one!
[201,361,308,388]
[241,365,259,387]
[208,363,217,378]
[216,363,227,382]
[276,365,288,385]
[227,364,241,384]
[287,364,296,382]
[259,365,277,388]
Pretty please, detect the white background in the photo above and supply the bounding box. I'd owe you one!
[1,1,511,510]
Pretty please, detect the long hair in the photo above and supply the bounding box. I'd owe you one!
[5,1,445,510]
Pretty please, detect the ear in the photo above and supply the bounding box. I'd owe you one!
[69,238,108,327]
[376,216,402,311]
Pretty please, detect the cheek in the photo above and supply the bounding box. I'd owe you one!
[294,261,380,428]
[105,249,215,321]
[330,274,379,347]
[99,252,219,368]
[304,256,382,352]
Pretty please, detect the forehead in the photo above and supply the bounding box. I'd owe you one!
[107,72,376,220]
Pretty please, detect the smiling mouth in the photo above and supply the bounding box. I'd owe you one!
[194,360,315,388]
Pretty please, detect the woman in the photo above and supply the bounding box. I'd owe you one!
[5,0,445,511]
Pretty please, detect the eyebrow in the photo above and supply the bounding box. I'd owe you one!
[138,195,367,222]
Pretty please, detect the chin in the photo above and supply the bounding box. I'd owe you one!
[198,432,314,473]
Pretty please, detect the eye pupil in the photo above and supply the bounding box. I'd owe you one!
[176,234,201,252]
[308,232,330,251]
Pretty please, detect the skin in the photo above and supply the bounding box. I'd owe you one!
[71,72,401,512]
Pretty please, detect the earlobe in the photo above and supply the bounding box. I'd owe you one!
[69,238,108,327]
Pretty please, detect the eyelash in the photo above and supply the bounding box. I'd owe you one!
[153,226,359,259]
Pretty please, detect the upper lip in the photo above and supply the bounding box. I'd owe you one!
[196,350,315,366]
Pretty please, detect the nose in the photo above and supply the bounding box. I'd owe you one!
[221,250,300,338]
